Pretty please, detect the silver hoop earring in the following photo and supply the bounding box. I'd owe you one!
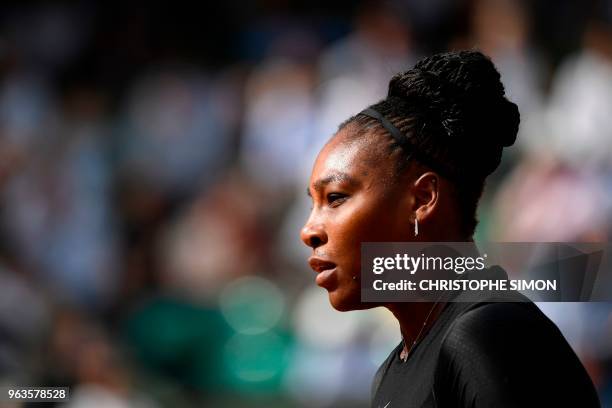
[414,217,419,237]
[352,275,357,281]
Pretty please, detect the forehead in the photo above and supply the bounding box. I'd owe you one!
[310,127,393,186]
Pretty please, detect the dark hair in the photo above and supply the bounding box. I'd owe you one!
[340,50,520,236]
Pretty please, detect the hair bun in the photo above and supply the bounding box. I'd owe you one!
[388,68,443,102]
[495,98,520,147]
[387,50,520,177]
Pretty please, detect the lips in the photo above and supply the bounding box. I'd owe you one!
[308,257,336,273]
[308,257,337,288]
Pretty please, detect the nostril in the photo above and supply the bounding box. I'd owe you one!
[310,236,322,249]
[301,223,327,249]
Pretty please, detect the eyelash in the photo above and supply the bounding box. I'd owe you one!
[326,193,347,207]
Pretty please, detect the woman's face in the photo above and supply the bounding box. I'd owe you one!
[301,127,415,311]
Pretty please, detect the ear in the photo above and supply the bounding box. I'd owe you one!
[412,172,439,224]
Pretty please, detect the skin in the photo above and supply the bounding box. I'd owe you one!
[301,124,469,353]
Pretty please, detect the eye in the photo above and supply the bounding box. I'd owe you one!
[327,192,348,207]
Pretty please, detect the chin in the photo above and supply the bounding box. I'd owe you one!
[328,289,373,312]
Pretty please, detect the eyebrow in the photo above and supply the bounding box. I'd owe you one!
[306,172,359,197]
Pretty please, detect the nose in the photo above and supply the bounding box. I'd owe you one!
[300,219,328,250]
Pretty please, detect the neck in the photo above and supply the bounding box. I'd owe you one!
[387,233,471,354]
[385,301,445,355]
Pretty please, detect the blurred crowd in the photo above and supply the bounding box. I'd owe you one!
[0,0,611,407]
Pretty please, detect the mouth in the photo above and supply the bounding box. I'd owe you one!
[308,257,338,288]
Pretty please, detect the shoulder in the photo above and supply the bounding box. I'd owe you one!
[438,302,563,383]
[442,301,557,352]
[435,302,600,407]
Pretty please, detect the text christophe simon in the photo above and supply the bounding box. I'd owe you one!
[371,253,558,292]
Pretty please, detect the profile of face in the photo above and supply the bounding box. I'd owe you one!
[301,126,442,311]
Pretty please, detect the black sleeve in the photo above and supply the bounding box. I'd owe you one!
[434,302,600,408]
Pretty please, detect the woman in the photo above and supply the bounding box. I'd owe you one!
[301,50,599,407]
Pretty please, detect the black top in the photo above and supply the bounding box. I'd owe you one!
[371,267,600,408]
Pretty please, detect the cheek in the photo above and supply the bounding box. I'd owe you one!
[328,195,408,274]
[324,196,406,312]
[334,195,407,243]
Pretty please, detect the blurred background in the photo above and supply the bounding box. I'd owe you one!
[0,0,611,407]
